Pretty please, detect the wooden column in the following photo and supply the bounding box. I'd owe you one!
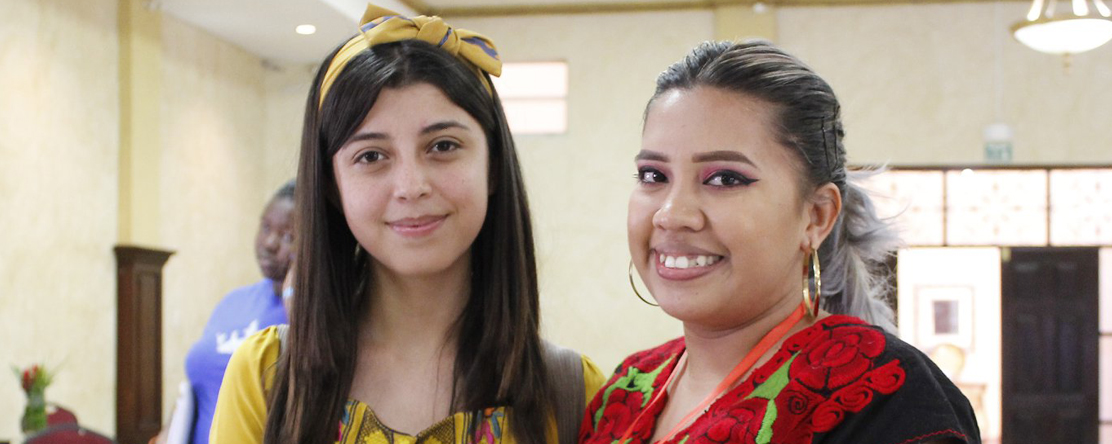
[115,246,173,444]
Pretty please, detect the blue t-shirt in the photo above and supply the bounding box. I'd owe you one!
[184,278,287,444]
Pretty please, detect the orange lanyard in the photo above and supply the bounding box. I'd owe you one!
[618,302,807,444]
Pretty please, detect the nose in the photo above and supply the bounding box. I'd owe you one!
[652,187,705,232]
[392,159,432,201]
[262,229,280,252]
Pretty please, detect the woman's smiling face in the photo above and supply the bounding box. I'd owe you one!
[332,82,490,279]
[629,86,813,330]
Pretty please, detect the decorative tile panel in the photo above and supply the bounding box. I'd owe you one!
[945,170,1048,246]
[1049,169,1112,246]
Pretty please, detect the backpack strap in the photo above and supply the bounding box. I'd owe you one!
[275,324,290,352]
[543,340,585,444]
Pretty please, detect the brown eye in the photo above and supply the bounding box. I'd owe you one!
[704,171,757,187]
[636,168,667,184]
[431,140,460,153]
[357,151,384,163]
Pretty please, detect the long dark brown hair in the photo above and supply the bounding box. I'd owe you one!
[649,41,898,331]
[264,39,551,444]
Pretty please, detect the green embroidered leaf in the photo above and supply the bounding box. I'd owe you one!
[746,354,796,401]
[593,355,675,428]
[755,399,778,444]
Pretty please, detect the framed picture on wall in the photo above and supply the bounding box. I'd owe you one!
[914,285,975,351]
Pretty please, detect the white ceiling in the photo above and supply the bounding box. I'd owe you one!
[423,0,693,6]
[157,0,417,65]
[155,0,721,64]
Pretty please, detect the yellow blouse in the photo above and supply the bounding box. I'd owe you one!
[210,326,606,444]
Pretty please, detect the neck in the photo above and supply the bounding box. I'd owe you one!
[269,278,282,301]
[361,256,471,353]
[680,294,808,391]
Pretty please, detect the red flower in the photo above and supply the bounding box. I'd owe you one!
[777,383,823,417]
[831,383,873,412]
[790,326,885,391]
[595,389,646,439]
[697,401,766,443]
[22,370,32,392]
[809,401,846,432]
[863,360,906,394]
[770,382,825,439]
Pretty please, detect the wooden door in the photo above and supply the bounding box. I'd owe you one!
[1001,247,1098,443]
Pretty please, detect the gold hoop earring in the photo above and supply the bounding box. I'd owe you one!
[629,260,659,307]
[802,250,821,319]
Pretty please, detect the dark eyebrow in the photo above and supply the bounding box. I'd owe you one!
[635,150,668,162]
[692,150,758,168]
[421,120,469,135]
[346,132,389,144]
[343,120,470,146]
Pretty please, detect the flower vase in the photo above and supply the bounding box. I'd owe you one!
[20,387,47,435]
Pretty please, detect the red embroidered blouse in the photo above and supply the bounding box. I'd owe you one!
[578,316,980,444]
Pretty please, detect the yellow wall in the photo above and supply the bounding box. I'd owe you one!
[0,0,120,438]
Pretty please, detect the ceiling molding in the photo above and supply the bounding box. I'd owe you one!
[428,0,1025,17]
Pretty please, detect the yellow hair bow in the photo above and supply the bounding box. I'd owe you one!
[318,4,502,108]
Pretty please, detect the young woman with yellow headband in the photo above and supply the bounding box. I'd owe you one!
[578,41,979,444]
[210,5,603,444]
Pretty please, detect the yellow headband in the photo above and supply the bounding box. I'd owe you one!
[318,4,502,108]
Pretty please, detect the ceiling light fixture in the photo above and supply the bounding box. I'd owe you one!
[295,24,317,35]
[1012,0,1112,54]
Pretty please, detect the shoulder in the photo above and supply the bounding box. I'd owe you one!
[579,338,683,444]
[225,325,284,389]
[210,325,285,444]
[782,316,981,443]
[580,355,607,399]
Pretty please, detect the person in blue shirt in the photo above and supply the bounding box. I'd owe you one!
[152,179,295,444]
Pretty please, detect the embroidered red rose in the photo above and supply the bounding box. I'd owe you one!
[831,382,874,412]
[863,360,906,394]
[790,326,885,391]
[809,401,847,432]
[595,389,645,438]
[698,400,766,444]
[778,382,824,417]
[770,382,825,439]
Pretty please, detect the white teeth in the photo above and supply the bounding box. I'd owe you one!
[658,253,721,269]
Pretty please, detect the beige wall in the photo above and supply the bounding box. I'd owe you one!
[778,2,1112,165]
[0,1,299,439]
[0,0,120,438]
[158,14,295,418]
[263,63,316,189]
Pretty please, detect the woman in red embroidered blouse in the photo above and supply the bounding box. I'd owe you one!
[579,41,980,444]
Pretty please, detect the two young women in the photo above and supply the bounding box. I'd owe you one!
[212,4,979,444]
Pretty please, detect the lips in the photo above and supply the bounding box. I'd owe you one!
[387,215,447,237]
[652,249,726,281]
